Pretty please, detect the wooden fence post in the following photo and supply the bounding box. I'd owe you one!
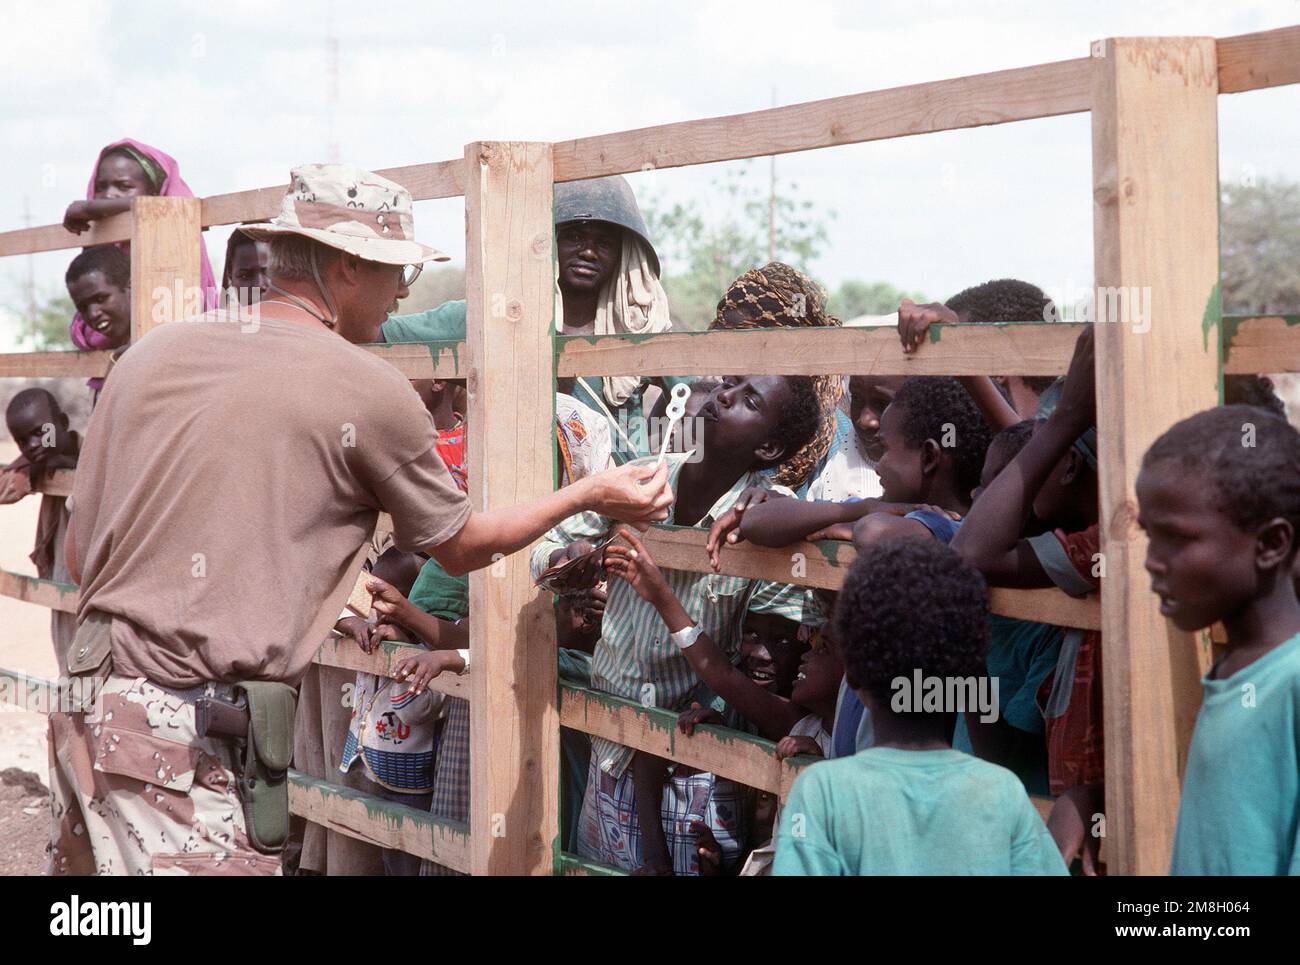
[129,195,202,339]
[1090,36,1220,875]
[463,141,559,875]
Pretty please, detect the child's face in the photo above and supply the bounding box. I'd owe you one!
[68,270,131,347]
[697,376,794,465]
[790,632,844,709]
[94,152,154,199]
[6,401,71,467]
[740,612,806,696]
[874,402,926,503]
[229,241,270,305]
[372,553,425,600]
[971,438,1016,505]
[848,375,906,463]
[1136,461,1263,632]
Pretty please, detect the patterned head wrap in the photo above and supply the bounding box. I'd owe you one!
[710,262,844,488]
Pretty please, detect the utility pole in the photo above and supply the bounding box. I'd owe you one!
[767,87,776,263]
[24,195,36,346]
[326,0,340,162]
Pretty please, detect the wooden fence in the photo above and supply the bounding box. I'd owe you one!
[1,27,1298,876]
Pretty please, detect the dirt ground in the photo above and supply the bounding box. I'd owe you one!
[0,437,61,875]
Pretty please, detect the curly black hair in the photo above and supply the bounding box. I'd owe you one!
[768,375,820,466]
[945,278,1057,324]
[1143,405,1300,552]
[833,539,988,705]
[66,244,130,290]
[890,377,993,496]
[1224,375,1286,417]
[988,419,1036,469]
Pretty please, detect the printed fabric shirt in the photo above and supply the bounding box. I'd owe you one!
[773,748,1068,876]
[803,412,882,502]
[1027,523,1104,794]
[1171,632,1300,875]
[340,620,448,793]
[531,453,806,778]
[435,421,467,494]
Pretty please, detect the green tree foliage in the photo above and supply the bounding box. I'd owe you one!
[826,280,929,321]
[12,285,76,351]
[1221,178,1300,315]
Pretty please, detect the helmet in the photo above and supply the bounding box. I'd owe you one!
[554,175,660,277]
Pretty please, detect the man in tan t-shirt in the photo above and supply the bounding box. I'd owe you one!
[48,163,673,876]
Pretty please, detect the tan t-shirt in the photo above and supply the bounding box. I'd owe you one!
[71,307,471,688]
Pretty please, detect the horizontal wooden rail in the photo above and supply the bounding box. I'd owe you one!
[555,323,1088,378]
[0,349,114,379]
[1218,24,1300,94]
[314,634,469,700]
[641,526,1102,631]
[552,58,1092,182]
[1221,314,1300,374]
[556,319,1300,378]
[287,768,470,872]
[32,469,75,497]
[557,852,627,876]
[361,340,465,379]
[559,681,811,799]
[0,569,78,613]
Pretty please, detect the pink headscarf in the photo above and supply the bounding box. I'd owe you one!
[69,138,218,359]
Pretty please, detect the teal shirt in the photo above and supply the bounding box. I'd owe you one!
[382,300,690,462]
[383,300,468,343]
[1171,632,1300,876]
[773,747,1068,876]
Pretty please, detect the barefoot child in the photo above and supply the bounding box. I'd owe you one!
[773,539,1068,876]
[1137,406,1300,875]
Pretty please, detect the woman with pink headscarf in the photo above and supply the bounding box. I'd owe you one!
[62,138,217,363]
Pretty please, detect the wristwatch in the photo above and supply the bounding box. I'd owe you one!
[670,624,703,651]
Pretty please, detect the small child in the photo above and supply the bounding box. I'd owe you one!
[1138,406,1300,875]
[2,389,81,673]
[773,539,1068,875]
[219,227,270,308]
[338,548,459,876]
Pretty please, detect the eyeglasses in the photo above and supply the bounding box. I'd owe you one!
[400,263,423,288]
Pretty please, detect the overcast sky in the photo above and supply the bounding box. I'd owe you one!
[1,0,1297,349]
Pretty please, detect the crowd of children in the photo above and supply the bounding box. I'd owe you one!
[12,138,1300,877]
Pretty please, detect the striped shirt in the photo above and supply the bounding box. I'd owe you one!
[531,453,807,778]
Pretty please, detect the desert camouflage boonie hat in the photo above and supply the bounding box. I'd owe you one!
[241,163,448,266]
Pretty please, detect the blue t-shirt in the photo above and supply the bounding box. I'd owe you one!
[773,747,1068,875]
[905,508,962,544]
[953,614,1060,795]
[1171,632,1300,875]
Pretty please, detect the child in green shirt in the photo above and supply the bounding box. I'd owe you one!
[1137,406,1300,875]
[773,539,1067,876]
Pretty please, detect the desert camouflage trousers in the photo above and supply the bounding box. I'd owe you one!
[48,674,282,876]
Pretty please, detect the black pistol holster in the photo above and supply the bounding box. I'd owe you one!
[195,681,297,854]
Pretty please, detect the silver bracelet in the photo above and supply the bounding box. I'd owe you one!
[669,624,702,651]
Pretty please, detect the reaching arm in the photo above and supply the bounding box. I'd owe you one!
[429,460,672,577]
[958,376,1021,433]
[604,531,803,741]
[951,326,1095,586]
[740,496,934,548]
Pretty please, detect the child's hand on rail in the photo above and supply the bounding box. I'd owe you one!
[705,487,778,571]
[63,201,94,234]
[392,650,464,696]
[898,298,960,354]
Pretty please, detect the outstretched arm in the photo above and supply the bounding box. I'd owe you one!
[431,461,673,576]
[604,530,803,741]
[951,326,1095,585]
